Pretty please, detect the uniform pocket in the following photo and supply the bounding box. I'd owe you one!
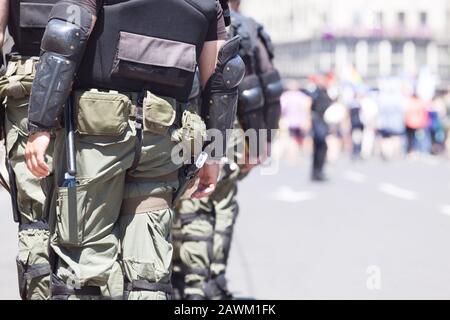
[55,185,87,246]
[171,110,206,157]
[0,59,35,99]
[143,92,176,136]
[111,31,197,102]
[5,96,30,134]
[75,90,131,136]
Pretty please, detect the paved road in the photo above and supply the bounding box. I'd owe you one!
[228,152,450,299]
[1,148,450,299]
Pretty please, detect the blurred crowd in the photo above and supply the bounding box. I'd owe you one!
[279,69,450,172]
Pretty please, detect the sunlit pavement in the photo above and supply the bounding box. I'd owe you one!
[228,151,450,300]
[1,148,450,299]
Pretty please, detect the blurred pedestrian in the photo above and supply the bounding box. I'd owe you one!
[429,95,446,154]
[280,80,311,150]
[306,73,334,181]
[360,91,379,159]
[348,91,364,159]
[376,79,406,160]
[405,93,429,154]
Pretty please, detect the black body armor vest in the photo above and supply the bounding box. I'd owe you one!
[8,0,57,57]
[76,0,217,102]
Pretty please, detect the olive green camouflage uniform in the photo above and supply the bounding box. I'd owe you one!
[0,57,52,300]
[172,123,246,300]
[49,90,204,300]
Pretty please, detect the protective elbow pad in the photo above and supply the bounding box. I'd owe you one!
[202,36,245,137]
[28,2,92,131]
[237,74,266,133]
[260,69,283,132]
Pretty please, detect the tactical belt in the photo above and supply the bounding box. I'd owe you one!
[125,171,178,183]
[121,193,173,215]
[125,280,173,295]
[178,210,212,226]
[19,221,50,232]
[204,273,231,300]
[24,263,51,281]
[185,266,210,278]
[212,229,232,265]
[52,284,102,297]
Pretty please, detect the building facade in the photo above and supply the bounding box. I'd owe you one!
[241,0,450,86]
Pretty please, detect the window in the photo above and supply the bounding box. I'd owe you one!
[420,12,428,26]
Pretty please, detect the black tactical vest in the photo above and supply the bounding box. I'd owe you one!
[76,0,217,102]
[8,0,57,56]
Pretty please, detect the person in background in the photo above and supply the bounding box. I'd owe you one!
[404,93,429,154]
[429,94,446,155]
[347,91,364,159]
[359,90,379,159]
[280,80,311,151]
[306,73,334,182]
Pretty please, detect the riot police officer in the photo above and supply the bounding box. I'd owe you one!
[172,0,282,300]
[0,0,58,300]
[24,0,244,300]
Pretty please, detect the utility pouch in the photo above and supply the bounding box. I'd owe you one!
[171,110,206,157]
[0,57,37,100]
[143,91,176,136]
[55,184,87,246]
[74,90,131,136]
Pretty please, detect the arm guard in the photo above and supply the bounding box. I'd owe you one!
[237,74,266,132]
[202,36,245,154]
[260,69,283,135]
[28,2,93,132]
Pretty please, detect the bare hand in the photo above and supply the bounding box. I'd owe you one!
[192,162,220,199]
[25,132,51,178]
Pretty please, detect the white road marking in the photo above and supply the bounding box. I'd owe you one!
[440,205,450,216]
[342,171,367,183]
[378,183,417,201]
[270,186,314,203]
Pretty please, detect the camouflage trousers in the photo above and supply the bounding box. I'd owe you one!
[172,163,243,300]
[48,90,185,300]
[1,57,52,300]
